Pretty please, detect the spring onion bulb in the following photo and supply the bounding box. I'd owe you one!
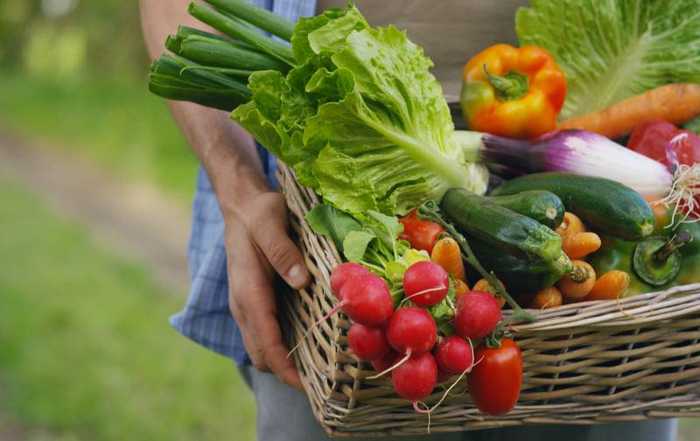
[457,129,673,196]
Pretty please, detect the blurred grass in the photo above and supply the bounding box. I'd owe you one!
[0,70,198,202]
[0,177,255,441]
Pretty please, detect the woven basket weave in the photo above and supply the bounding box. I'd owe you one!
[277,163,700,437]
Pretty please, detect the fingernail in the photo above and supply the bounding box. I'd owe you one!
[288,264,307,288]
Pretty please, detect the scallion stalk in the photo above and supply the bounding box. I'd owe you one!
[176,25,258,52]
[148,54,251,110]
[203,0,295,41]
[177,34,290,72]
[188,2,294,66]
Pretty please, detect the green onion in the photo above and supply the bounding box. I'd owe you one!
[203,0,295,41]
[176,25,257,52]
[174,34,290,72]
[148,54,251,110]
[188,2,294,66]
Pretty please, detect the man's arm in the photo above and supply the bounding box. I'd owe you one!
[139,0,309,389]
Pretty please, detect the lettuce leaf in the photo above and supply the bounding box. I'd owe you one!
[233,6,488,217]
[517,0,700,119]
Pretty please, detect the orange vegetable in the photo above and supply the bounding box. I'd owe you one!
[531,286,563,309]
[586,271,631,301]
[454,279,470,298]
[461,44,566,139]
[563,232,601,259]
[559,83,700,139]
[431,237,465,281]
[557,260,596,300]
[555,212,586,240]
[644,195,671,231]
[473,278,506,308]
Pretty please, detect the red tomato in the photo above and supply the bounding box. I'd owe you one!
[468,338,522,416]
[399,210,444,253]
[628,120,700,168]
[628,120,700,218]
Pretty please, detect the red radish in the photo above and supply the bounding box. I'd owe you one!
[288,273,393,357]
[371,350,399,372]
[434,336,474,375]
[403,261,449,307]
[339,273,394,326]
[330,263,369,298]
[387,307,437,355]
[391,352,437,402]
[368,307,438,379]
[348,323,389,361]
[454,292,502,339]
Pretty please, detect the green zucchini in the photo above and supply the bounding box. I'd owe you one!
[491,172,655,240]
[469,237,571,293]
[440,188,571,292]
[487,190,564,229]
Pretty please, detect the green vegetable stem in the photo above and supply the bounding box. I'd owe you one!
[417,201,535,323]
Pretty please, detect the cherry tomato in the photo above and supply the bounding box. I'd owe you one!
[399,210,444,253]
[628,120,700,168]
[468,338,522,416]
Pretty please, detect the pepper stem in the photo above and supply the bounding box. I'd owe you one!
[654,230,692,263]
[483,65,529,101]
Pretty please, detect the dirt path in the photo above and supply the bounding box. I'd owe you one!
[0,129,191,293]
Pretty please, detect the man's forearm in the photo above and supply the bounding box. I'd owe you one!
[139,0,269,217]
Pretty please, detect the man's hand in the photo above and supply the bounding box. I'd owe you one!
[225,191,310,389]
[139,0,310,388]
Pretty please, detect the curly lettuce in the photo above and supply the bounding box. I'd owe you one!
[517,0,700,119]
[233,6,487,217]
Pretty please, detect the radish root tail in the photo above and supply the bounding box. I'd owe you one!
[287,302,343,358]
[400,286,448,307]
[412,401,432,434]
[658,163,700,226]
[366,349,412,379]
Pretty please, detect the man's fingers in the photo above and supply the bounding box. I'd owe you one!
[227,221,302,387]
[251,305,303,390]
[249,196,310,289]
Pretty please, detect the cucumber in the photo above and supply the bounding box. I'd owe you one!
[440,188,571,292]
[491,172,655,240]
[469,237,571,293]
[487,191,564,229]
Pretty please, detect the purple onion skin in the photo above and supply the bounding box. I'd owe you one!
[480,129,604,177]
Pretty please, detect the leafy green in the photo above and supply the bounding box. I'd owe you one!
[233,5,488,217]
[305,204,362,251]
[343,230,376,262]
[429,277,457,336]
[516,0,700,119]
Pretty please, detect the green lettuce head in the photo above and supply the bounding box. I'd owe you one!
[233,6,488,217]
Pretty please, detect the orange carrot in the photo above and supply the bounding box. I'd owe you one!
[559,83,700,139]
[431,237,465,281]
[454,279,470,298]
[563,232,601,259]
[645,195,671,231]
[556,212,586,240]
[586,271,630,301]
[557,260,596,300]
[473,278,506,308]
[531,287,563,309]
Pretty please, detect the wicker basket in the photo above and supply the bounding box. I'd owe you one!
[277,163,700,437]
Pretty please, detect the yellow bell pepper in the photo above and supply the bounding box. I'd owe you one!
[461,44,567,139]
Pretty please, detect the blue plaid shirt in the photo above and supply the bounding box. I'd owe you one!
[170,0,316,365]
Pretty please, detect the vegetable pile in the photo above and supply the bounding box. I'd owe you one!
[149,0,700,424]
